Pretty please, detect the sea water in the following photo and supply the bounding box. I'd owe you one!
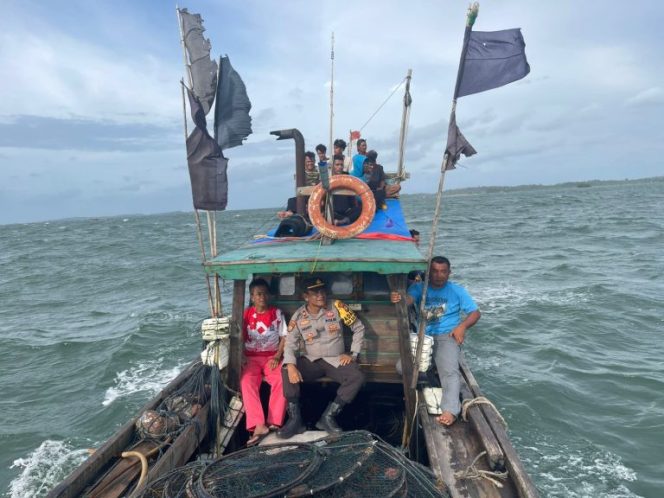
[1,178,662,497]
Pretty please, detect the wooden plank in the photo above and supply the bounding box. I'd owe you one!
[47,362,199,498]
[459,380,505,470]
[227,279,246,391]
[86,440,159,498]
[215,396,245,455]
[460,353,540,498]
[419,399,509,498]
[418,402,462,498]
[386,274,416,447]
[296,186,356,196]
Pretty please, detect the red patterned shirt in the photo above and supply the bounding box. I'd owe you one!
[243,306,287,356]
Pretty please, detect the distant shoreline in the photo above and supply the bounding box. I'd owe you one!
[3,176,662,226]
[405,175,664,197]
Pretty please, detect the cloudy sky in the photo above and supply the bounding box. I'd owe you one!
[1,0,662,224]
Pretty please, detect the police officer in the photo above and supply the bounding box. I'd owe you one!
[277,277,365,439]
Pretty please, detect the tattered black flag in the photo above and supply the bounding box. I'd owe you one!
[186,86,228,211]
[457,28,530,98]
[445,110,476,170]
[180,9,218,115]
[214,56,252,151]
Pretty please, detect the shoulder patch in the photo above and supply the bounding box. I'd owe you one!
[287,320,296,332]
[334,299,357,326]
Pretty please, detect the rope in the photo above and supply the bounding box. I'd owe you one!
[461,396,507,429]
[309,234,326,273]
[358,76,407,132]
[454,451,509,488]
[120,450,148,498]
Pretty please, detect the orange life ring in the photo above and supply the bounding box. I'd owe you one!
[307,175,376,239]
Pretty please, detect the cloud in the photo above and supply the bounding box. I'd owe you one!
[625,87,664,107]
[0,115,179,151]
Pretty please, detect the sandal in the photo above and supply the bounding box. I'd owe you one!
[246,430,269,447]
[268,425,280,431]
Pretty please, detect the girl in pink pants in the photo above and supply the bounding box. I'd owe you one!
[240,279,288,446]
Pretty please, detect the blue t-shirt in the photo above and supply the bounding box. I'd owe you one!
[351,154,366,178]
[408,281,478,335]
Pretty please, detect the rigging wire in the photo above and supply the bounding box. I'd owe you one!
[358,76,408,132]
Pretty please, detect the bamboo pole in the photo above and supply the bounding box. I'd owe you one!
[410,3,479,389]
[176,6,215,318]
[396,69,412,182]
[329,32,335,156]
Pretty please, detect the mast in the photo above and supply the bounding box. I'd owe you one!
[329,32,335,156]
[410,2,480,389]
[176,6,215,318]
[396,69,412,182]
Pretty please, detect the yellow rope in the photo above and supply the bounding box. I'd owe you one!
[461,396,507,429]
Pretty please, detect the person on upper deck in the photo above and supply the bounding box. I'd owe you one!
[364,150,401,199]
[362,155,387,210]
[390,256,481,426]
[304,151,320,186]
[277,277,365,439]
[351,138,368,177]
[333,138,353,173]
[275,151,320,222]
[315,144,329,167]
[330,154,361,225]
[277,154,359,227]
[240,278,288,445]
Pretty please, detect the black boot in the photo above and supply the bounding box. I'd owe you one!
[277,402,305,439]
[315,401,344,434]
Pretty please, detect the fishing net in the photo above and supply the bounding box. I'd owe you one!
[139,461,206,498]
[196,443,323,497]
[134,360,224,443]
[138,431,447,498]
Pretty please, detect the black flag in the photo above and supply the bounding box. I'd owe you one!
[180,9,218,115]
[457,28,530,98]
[186,86,228,211]
[445,110,477,170]
[214,56,252,151]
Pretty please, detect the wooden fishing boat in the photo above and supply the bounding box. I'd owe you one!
[50,4,538,496]
[49,133,538,497]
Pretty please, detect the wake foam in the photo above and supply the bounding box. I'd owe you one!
[526,441,639,497]
[102,359,185,406]
[474,283,590,313]
[9,440,89,498]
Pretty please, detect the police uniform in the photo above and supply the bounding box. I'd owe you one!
[282,281,365,404]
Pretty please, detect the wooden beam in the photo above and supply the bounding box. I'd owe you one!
[296,186,356,196]
[418,402,460,498]
[227,279,246,391]
[460,353,540,498]
[459,380,505,470]
[386,274,416,448]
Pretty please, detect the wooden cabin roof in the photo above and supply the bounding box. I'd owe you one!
[205,238,427,279]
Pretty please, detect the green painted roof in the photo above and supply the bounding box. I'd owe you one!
[205,238,427,279]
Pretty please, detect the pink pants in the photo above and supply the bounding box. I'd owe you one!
[240,355,287,431]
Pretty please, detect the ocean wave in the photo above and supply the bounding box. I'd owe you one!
[537,451,639,497]
[102,359,186,406]
[473,283,591,313]
[8,440,89,498]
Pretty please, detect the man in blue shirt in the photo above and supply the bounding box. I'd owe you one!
[351,138,368,177]
[390,256,480,426]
